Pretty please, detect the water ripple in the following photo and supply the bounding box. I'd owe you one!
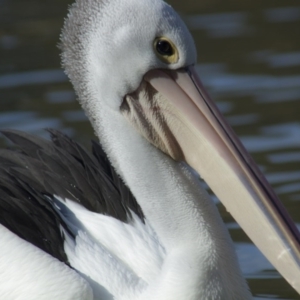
[0,70,67,89]
[241,123,300,153]
[186,12,249,37]
[265,7,300,23]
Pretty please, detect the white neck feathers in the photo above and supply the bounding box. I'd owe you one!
[91,106,251,299]
[60,0,252,298]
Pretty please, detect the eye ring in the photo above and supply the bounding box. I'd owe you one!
[154,37,179,64]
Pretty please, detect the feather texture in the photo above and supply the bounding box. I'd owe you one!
[0,129,144,263]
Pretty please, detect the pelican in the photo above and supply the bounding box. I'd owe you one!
[0,0,300,299]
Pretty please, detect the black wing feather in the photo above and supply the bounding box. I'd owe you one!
[0,129,143,263]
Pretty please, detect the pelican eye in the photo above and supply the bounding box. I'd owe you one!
[154,37,179,64]
[156,40,173,56]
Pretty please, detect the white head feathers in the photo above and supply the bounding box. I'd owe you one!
[60,0,196,112]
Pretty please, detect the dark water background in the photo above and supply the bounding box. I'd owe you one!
[0,0,300,298]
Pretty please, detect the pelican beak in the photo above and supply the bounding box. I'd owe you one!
[122,66,300,293]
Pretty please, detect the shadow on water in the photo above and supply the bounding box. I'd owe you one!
[0,0,299,298]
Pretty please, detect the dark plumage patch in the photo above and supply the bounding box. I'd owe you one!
[0,129,143,263]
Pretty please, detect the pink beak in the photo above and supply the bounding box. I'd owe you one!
[143,66,300,294]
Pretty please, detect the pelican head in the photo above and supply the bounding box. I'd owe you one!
[60,0,300,297]
[61,0,195,109]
